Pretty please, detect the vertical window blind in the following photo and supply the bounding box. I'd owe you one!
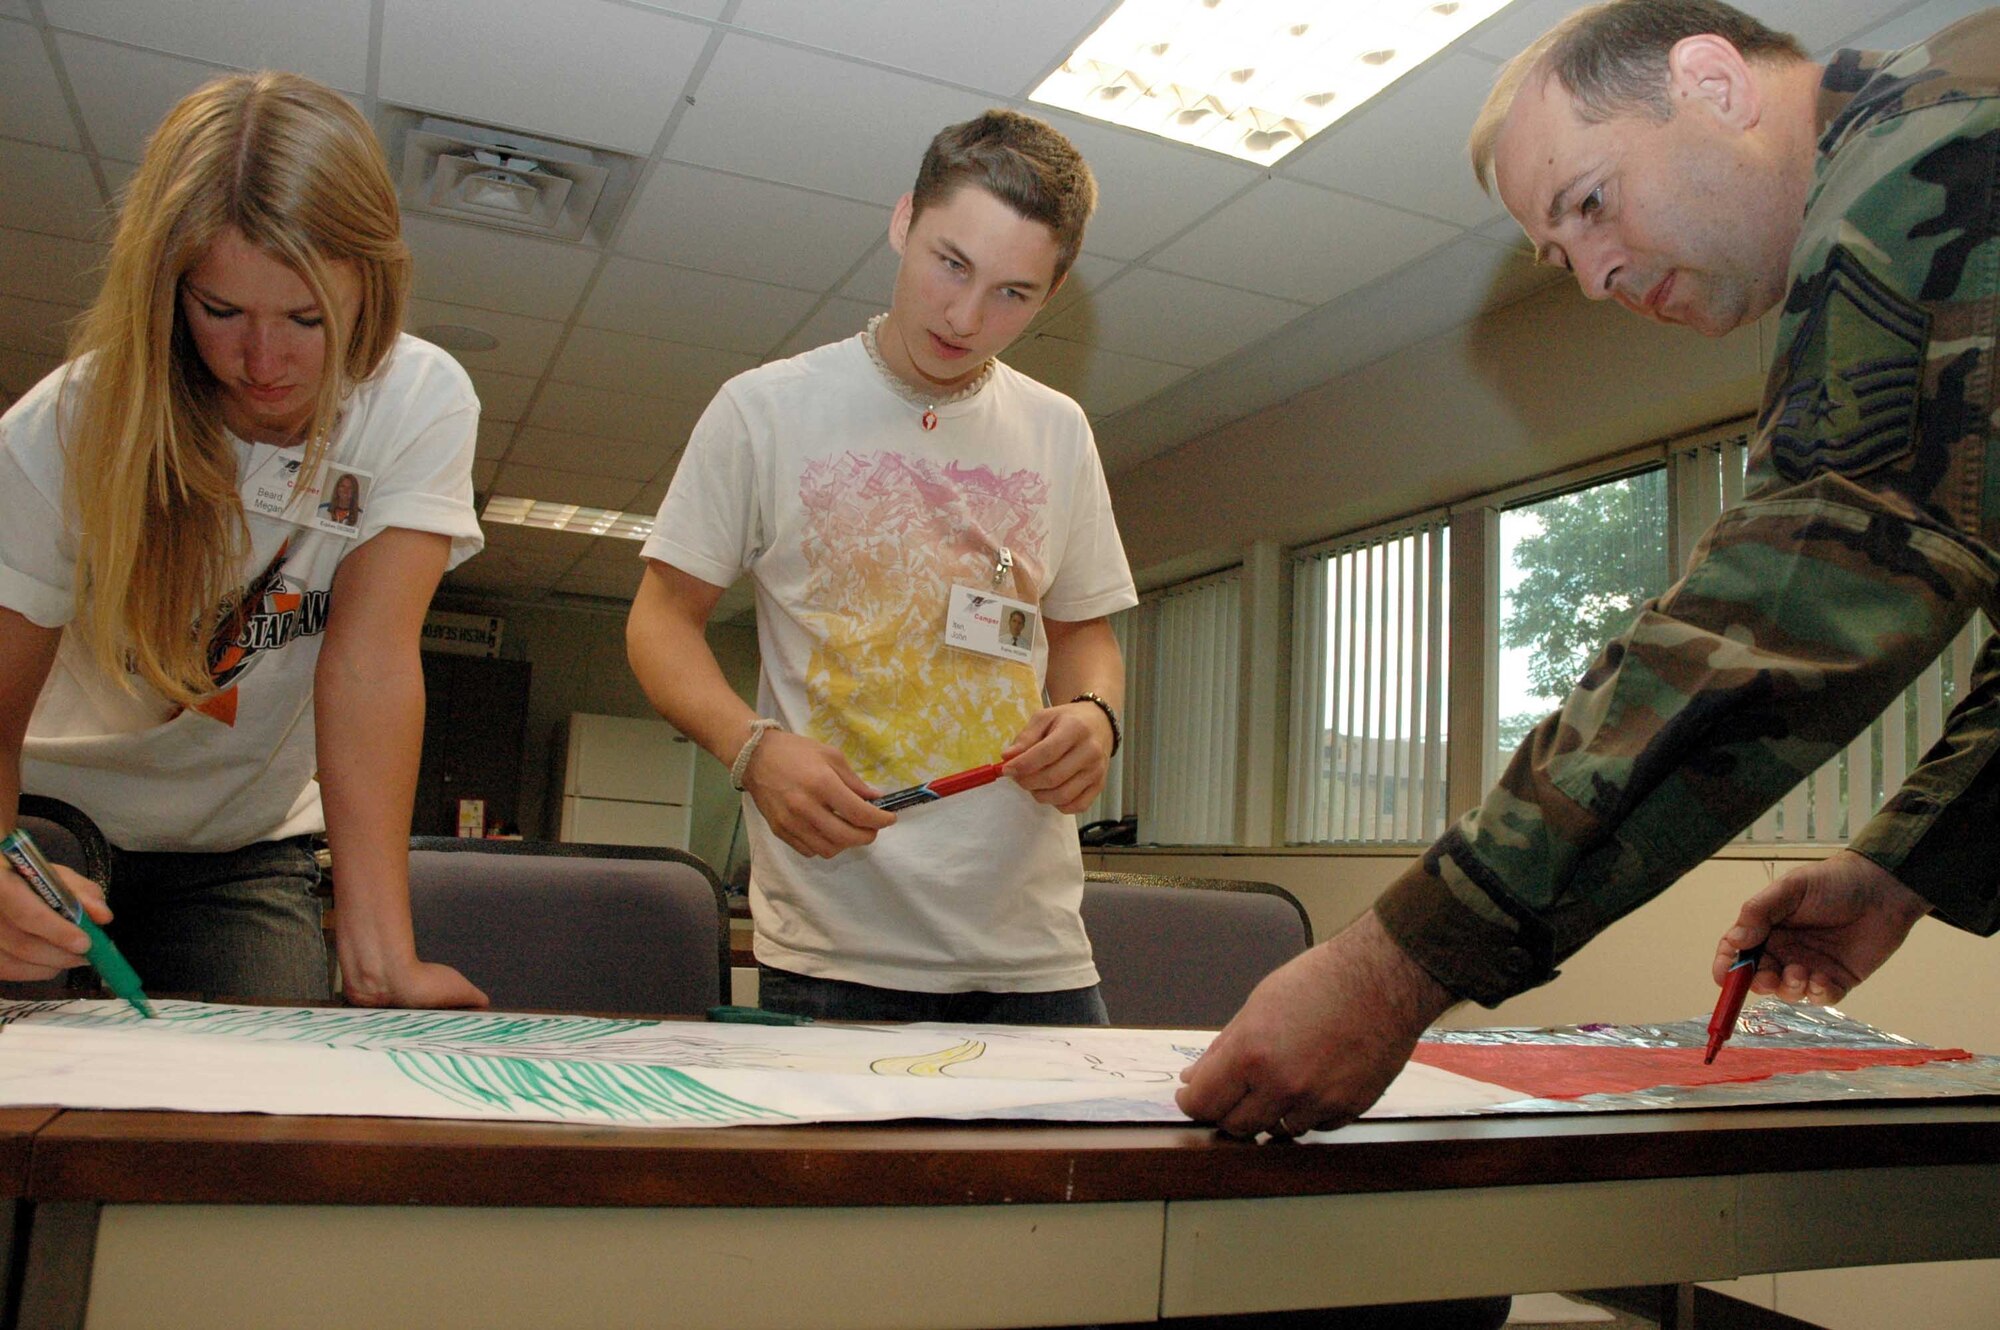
[1287,519,1449,844]
[1670,428,1991,843]
[1136,572,1240,845]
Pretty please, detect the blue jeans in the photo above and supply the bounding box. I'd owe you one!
[102,837,331,1003]
[759,965,1108,1025]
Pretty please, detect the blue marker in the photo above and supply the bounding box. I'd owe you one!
[1,827,155,1018]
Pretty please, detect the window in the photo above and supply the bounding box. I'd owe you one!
[1287,519,1449,844]
[1496,467,1670,764]
[1131,572,1241,845]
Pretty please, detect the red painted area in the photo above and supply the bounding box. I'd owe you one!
[1409,1041,1972,1100]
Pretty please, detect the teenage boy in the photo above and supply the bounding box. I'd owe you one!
[628,110,1135,1025]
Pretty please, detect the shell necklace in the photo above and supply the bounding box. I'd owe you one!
[861,313,993,430]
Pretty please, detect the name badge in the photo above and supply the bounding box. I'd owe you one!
[243,449,368,540]
[945,584,1036,664]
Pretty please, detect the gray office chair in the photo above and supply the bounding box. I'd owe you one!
[1,795,115,1001]
[1083,871,1510,1330]
[1081,870,1312,1027]
[406,837,730,1016]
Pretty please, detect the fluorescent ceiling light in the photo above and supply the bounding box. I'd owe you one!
[1031,0,1520,164]
[482,494,654,542]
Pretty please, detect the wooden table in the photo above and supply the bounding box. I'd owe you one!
[8,1099,2000,1329]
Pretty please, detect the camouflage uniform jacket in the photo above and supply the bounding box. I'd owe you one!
[1377,13,2000,1006]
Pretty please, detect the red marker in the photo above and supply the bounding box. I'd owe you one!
[870,762,1005,811]
[1704,943,1765,1064]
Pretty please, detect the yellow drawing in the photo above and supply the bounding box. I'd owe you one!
[871,1039,987,1077]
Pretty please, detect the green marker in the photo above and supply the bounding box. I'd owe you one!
[1,827,155,1018]
[706,1005,811,1025]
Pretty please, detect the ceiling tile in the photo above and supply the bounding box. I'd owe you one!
[1003,335,1189,419]
[0,347,61,395]
[1032,252,1122,327]
[0,293,77,356]
[667,34,990,204]
[553,326,756,405]
[1282,54,1506,229]
[0,141,103,240]
[1,19,81,149]
[0,228,104,308]
[1839,0,1990,52]
[528,381,704,449]
[1739,0,1921,52]
[627,0,728,16]
[493,461,642,510]
[727,0,1104,94]
[467,369,537,424]
[1034,112,1260,262]
[381,0,707,155]
[507,425,676,482]
[617,163,889,288]
[554,558,644,600]
[838,244,900,305]
[471,457,498,490]
[402,215,600,321]
[1461,0,1580,62]
[1150,179,1460,306]
[581,257,819,354]
[0,0,29,17]
[55,34,226,163]
[775,297,876,359]
[43,0,370,91]
[475,419,516,461]
[405,299,565,378]
[1041,268,1308,368]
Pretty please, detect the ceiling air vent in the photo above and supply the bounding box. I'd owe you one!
[386,113,636,244]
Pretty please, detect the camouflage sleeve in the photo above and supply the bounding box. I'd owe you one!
[1377,90,2000,1006]
[1847,632,2000,934]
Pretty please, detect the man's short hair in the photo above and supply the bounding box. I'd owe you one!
[912,109,1097,283]
[1468,0,1808,194]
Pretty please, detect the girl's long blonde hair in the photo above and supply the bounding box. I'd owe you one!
[63,70,410,707]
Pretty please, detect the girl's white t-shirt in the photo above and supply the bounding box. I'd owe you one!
[0,335,483,852]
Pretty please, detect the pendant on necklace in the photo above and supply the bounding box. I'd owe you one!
[921,408,938,431]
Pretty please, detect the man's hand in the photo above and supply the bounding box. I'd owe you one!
[742,730,894,858]
[1718,850,1931,1004]
[1001,701,1113,813]
[342,957,490,1010]
[1176,910,1456,1137]
[0,860,105,981]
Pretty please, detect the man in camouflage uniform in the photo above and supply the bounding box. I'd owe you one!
[1178,0,2000,1138]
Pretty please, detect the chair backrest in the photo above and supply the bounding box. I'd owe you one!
[406,837,730,1017]
[1081,871,1312,1028]
[3,796,115,1001]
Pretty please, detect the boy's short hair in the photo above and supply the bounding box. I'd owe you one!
[911,110,1096,283]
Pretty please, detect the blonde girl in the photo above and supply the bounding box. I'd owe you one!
[0,71,488,1008]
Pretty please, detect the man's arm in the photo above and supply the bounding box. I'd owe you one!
[626,561,890,859]
[1002,615,1121,813]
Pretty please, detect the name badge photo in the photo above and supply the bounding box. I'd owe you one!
[300,464,371,539]
[945,585,1036,664]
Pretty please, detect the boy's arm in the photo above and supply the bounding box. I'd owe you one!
[627,561,890,859]
[1002,615,1122,814]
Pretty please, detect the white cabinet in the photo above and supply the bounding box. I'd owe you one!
[554,713,694,849]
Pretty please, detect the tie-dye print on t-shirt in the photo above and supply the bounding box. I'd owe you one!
[798,450,1044,786]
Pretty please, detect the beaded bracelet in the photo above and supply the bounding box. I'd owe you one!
[1070,692,1121,757]
[729,718,782,791]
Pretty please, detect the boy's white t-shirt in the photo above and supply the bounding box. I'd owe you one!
[644,336,1137,993]
[0,334,483,852]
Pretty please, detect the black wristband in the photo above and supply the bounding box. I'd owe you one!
[1070,692,1121,756]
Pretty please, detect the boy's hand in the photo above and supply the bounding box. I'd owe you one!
[1001,701,1113,813]
[742,730,894,857]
